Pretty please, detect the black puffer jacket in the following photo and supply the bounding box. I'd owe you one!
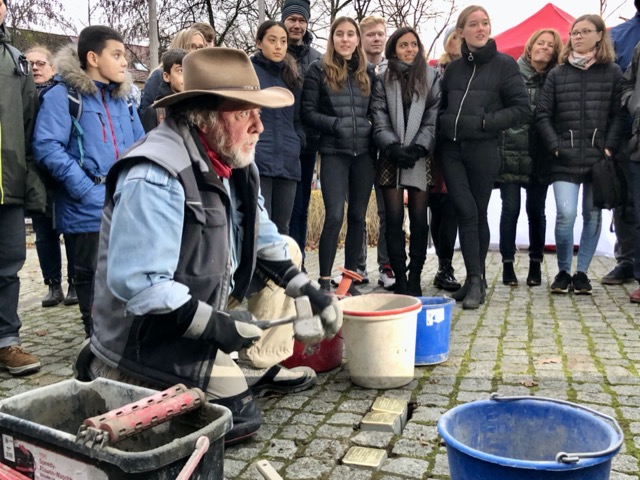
[535,61,625,183]
[301,57,375,157]
[496,56,553,185]
[439,39,530,142]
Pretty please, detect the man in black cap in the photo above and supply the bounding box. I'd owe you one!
[282,0,323,272]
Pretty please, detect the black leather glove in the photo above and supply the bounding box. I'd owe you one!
[386,143,415,169]
[404,144,427,161]
[285,273,343,339]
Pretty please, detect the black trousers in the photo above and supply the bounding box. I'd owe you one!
[442,140,501,278]
[67,232,99,336]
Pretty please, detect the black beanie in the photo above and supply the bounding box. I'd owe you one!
[281,0,311,22]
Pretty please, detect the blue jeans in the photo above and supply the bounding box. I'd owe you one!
[552,181,602,273]
[629,161,640,281]
[0,206,25,347]
[32,214,75,283]
[289,151,317,264]
[499,181,548,263]
[319,153,375,276]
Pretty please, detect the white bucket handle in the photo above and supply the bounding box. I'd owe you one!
[489,393,624,464]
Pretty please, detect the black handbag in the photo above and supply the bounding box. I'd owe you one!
[592,155,627,210]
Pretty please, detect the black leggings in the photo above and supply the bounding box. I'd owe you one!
[442,140,501,278]
[318,153,375,277]
[381,186,429,275]
[259,176,297,235]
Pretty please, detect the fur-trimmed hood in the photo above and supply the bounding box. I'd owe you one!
[54,44,133,98]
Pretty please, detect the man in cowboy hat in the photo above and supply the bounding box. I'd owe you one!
[83,47,342,445]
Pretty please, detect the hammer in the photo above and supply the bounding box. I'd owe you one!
[254,296,324,344]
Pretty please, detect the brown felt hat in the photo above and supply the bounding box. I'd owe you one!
[153,47,294,108]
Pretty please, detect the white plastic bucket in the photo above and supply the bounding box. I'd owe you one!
[340,294,421,389]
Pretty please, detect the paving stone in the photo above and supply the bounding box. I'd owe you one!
[280,424,315,441]
[329,465,374,479]
[266,439,299,459]
[316,424,355,439]
[327,412,362,426]
[350,431,393,448]
[224,459,247,478]
[285,457,332,479]
[391,438,433,457]
[306,438,349,460]
[380,457,430,477]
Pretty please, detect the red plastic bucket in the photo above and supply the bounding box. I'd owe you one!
[280,331,343,373]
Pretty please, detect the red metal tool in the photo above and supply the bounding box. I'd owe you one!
[335,267,363,296]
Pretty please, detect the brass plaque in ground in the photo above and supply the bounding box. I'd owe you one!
[342,446,387,470]
[360,411,402,434]
[371,397,408,426]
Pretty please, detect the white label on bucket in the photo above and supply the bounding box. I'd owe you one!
[426,307,445,326]
[2,434,15,462]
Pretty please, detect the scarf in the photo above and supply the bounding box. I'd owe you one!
[197,130,232,179]
[385,61,430,191]
[568,50,597,70]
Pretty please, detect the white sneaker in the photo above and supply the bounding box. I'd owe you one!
[378,265,396,290]
[330,269,369,286]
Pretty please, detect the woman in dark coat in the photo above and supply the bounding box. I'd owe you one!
[252,20,304,235]
[370,26,441,295]
[536,14,625,295]
[496,29,562,287]
[439,5,530,309]
[301,16,375,293]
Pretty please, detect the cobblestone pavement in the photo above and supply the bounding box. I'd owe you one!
[8,244,640,479]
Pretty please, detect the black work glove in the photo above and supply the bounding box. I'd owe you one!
[201,310,263,354]
[137,297,262,354]
[285,273,343,339]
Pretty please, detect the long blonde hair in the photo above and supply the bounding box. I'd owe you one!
[559,14,615,64]
[523,29,562,70]
[323,17,371,96]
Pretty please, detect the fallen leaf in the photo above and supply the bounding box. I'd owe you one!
[536,356,561,365]
[35,329,47,337]
[520,379,538,387]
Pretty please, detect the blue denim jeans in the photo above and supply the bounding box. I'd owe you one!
[32,214,75,283]
[552,181,602,273]
[499,181,548,263]
[629,161,640,281]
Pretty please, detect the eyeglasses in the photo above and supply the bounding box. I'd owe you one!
[29,60,49,68]
[570,29,597,38]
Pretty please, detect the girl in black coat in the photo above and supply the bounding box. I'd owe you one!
[439,5,530,309]
[301,16,375,293]
[252,20,304,235]
[536,14,625,295]
[370,27,441,295]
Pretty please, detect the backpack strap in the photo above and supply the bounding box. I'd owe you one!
[41,80,85,167]
[5,44,30,77]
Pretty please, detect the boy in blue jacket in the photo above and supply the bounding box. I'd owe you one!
[33,26,145,337]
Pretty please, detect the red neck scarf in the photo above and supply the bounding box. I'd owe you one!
[197,130,232,179]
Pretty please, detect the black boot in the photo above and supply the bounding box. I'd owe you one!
[209,390,263,446]
[433,259,461,291]
[526,261,542,286]
[407,271,423,296]
[42,279,64,308]
[64,278,79,306]
[451,279,469,301]
[462,276,483,310]
[502,262,518,286]
[394,271,408,294]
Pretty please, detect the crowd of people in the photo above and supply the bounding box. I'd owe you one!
[1,0,640,445]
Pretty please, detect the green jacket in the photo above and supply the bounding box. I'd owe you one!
[496,56,552,186]
[0,25,45,213]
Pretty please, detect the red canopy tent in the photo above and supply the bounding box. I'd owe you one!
[493,3,575,59]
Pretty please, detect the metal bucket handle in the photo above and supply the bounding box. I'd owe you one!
[489,393,624,464]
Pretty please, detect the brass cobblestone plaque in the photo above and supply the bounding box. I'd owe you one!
[342,446,387,470]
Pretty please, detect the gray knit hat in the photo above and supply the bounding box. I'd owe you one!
[442,25,457,49]
[281,0,311,22]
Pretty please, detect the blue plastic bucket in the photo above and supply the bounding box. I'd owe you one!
[415,297,454,365]
[437,395,623,480]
